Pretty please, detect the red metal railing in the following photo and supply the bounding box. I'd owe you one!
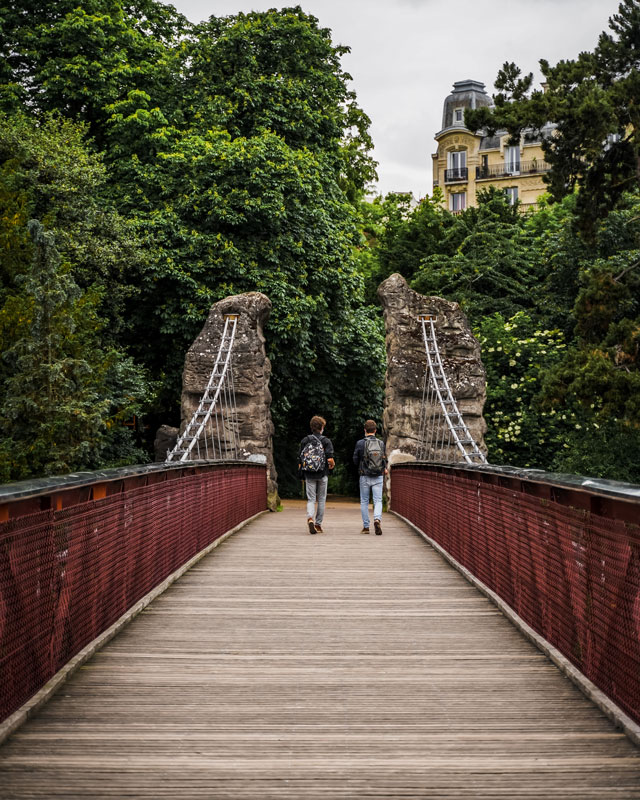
[391,463,640,725]
[0,462,266,723]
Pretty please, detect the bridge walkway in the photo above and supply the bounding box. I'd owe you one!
[1,500,639,798]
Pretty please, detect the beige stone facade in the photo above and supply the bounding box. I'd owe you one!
[432,80,553,213]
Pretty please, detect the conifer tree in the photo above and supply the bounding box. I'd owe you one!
[466,0,640,233]
[0,221,145,479]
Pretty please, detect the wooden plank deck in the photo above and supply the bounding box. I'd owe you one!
[1,499,639,799]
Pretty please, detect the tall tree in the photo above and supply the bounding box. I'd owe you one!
[184,7,376,195]
[466,0,640,234]
[1,3,382,490]
[0,221,147,480]
[0,112,146,331]
[356,192,447,303]
[411,188,545,322]
[538,189,640,482]
[0,0,187,143]
[0,112,150,478]
[111,8,382,489]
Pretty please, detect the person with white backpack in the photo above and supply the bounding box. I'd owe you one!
[298,415,335,534]
[352,419,388,535]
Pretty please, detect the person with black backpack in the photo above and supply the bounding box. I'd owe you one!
[352,419,387,535]
[298,415,335,534]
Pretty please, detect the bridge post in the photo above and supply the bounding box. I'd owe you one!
[377,273,487,491]
[155,292,279,510]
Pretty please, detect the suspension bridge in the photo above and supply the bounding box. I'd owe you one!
[1,307,639,799]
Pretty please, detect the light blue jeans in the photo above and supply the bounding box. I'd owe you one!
[306,476,328,524]
[359,475,383,528]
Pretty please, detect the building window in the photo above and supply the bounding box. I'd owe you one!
[504,145,520,174]
[448,150,466,171]
[445,150,467,183]
[454,108,464,123]
[450,192,466,212]
[504,187,518,206]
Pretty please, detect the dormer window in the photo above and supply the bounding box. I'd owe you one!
[454,108,464,123]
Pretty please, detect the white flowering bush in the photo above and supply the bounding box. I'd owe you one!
[475,312,580,468]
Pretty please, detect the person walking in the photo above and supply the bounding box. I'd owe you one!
[298,415,335,534]
[353,419,387,535]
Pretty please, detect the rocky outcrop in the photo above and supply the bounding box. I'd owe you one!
[181,292,279,510]
[377,273,486,467]
[154,424,178,462]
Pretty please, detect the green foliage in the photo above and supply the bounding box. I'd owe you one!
[473,190,640,481]
[475,312,577,468]
[522,194,589,336]
[0,113,151,478]
[549,418,640,483]
[412,188,545,321]
[0,4,381,489]
[537,192,640,479]
[0,0,188,139]
[0,221,147,481]
[2,0,637,489]
[185,7,376,192]
[0,112,146,332]
[357,191,447,303]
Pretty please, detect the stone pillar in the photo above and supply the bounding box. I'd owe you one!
[181,292,279,510]
[377,273,487,471]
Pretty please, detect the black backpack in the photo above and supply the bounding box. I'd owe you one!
[300,435,326,474]
[363,437,384,475]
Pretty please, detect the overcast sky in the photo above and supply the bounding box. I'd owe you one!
[163,0,622,198]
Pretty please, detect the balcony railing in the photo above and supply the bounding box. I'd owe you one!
[476,160,551,180]
[444,167,468,183]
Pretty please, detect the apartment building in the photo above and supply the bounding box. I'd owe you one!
[432,79,554,212]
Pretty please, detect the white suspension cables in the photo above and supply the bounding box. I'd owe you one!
[416,314,486,465]
[165,314,240,463]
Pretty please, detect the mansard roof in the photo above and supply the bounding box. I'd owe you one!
[438,80,493,134]
[437,80,556,148]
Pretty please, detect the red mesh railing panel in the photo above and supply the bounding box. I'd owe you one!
[392,466,640,724]
[0,464,266,722]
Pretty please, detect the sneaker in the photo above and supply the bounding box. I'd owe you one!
[314,523,323,533]
[374,519,382,535]
[308,518,316,534]
[360,527,370,534]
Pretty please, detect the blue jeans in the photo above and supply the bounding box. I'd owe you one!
[306,475,328,524]
[359,475,383,528]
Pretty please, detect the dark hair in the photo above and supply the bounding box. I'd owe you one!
[310,415,326,433]
[364,419,377,433]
